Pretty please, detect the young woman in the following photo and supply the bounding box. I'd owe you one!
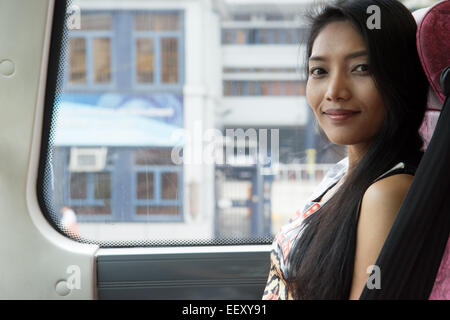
[262,0,429,300]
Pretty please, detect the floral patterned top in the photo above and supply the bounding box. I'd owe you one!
[262,157,450,300]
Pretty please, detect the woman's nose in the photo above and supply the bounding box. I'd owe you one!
[325,72,351,102]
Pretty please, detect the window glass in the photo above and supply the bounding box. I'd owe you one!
[272,82,281,95]
[231,14,250,21]
[67,13,113,86]
[94,172,111,199]
[261,82,269,95]
[136,38,154,83]
[161,172,178,199]
[133,13,182,86]
[221,28,305,45]
[137,172,154,200]
[135,13,179,31]
[135,149,174,165]
[136,206,179,215]
[223,81,306,96]
[161,38,178,83]
[68,38,86,83]
[73,205,111,215]
[42,1,347,247]
[236,30,247,44]
[222,30,234,44]
[70,172,87,199]
[285,81,294,95]
[92,38,111,83]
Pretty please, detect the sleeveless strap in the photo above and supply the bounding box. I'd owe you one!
[372,163,417,184]
[356,163,417,225]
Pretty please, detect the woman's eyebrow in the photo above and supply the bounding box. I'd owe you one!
[309,50,367,61]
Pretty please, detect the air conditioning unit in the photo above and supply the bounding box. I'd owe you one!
[69,147,107,172]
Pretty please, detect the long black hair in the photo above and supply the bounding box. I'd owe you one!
[286,0,429,299]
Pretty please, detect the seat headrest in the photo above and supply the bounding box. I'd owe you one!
[413,0,450,105]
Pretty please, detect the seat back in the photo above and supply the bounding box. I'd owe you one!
[414,1,450,149]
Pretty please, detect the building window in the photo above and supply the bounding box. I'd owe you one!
[133,148,182,219]
[67,13,114,86]
[68,38,87,83]
[136,38,155,83]
[223,81,306,96]
[70,172,87,199]
[223,68,297,73]
[221,28,306,45]
[161,37,179,83]
[134,12,183,86]
[68,171,112,216]
[137,172,155,200]
[135,13,180,31]
[236,30,247,44]
[66,11,184,90]
[92,38,111,83]
[94,172,112,199]
[161,172,178,199]
[222,30,234,44]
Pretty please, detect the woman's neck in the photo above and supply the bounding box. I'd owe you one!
[347,142,370,175]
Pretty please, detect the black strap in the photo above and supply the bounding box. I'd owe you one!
[372,163,417,183]
[360,95,450,300]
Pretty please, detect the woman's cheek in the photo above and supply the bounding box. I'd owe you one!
[306,82,321,115]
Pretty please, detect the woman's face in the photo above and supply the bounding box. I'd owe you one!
[306,20,386,151]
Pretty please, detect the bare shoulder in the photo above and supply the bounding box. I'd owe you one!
[359,173,415,231]
[350,173,414,299]
[361,173,414,215]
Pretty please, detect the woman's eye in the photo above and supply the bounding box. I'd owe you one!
[309,67,325,76]
[354,64,370,73]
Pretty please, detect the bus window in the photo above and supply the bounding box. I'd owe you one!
[41,0,348,248]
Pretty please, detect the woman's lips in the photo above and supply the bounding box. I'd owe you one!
[322,109,360,122]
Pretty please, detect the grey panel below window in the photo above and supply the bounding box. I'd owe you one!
[97,249,271,299]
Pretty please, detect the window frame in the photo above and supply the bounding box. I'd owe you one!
[64,10,116,91]
[33,0,277,300]
[62,147,184,223]
[65,162,115,223]
[131,164,184,223]
[131,10,185,93]
[224,80,306,96]
[221,27,306,45]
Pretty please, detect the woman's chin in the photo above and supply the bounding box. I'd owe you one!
[325,136,357,146]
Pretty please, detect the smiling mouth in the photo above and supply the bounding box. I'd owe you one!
[322,110,360,122]
[322,110,360,115]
